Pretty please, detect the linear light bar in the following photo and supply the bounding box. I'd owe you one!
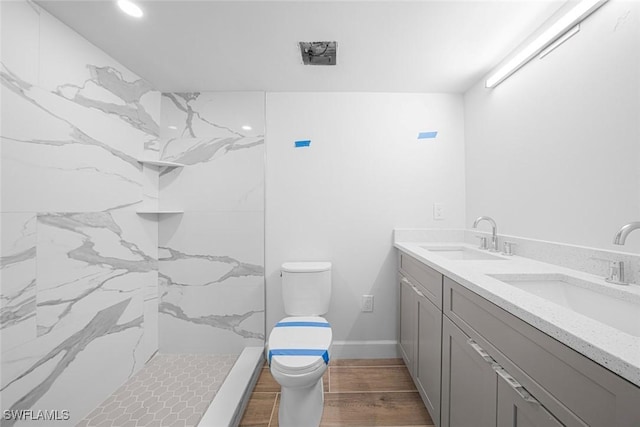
[538,24,581,59]
[486,0,608,88]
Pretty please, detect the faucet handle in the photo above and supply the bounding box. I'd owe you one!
[476,235,488,250]
[606,261,628,285]
[590,257,629,285]
[502,241,516,256]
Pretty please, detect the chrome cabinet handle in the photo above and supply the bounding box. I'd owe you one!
[401,277,416,290]
[410,283,425,298]
[401,277,425,297]
[495,367,540,405]
[467,339,495,364]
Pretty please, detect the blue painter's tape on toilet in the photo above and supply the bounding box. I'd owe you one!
[268,349,330,365]
[417,131,438,139]
[275,321,330,328]
[295,140,311,147]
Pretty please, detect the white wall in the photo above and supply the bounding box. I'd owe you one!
[465,0,640,253]
[265,93,465,356]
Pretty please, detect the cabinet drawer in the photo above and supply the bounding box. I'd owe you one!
[444,277,640,427]
[400,252,442,308]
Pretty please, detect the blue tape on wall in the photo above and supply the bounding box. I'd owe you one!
[295,140,311,148]
[275,321,330,328]
[268,349,330,365]
[417,131,438,139]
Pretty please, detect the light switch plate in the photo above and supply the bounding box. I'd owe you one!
[433,203,445,220]
[362,295,374,312]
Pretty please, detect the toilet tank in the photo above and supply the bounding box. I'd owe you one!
[281,262,332,316]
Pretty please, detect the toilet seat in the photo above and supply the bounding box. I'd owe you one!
[268,316,332,375]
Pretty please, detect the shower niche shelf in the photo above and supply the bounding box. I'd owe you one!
[136,157,185,215]
[137,159,185,168]
[136,210,184,215]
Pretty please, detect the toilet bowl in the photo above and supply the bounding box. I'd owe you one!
[268,316,332,427]
[268,262,332,427]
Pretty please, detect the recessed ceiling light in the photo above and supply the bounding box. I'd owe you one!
[117,0,144,18]
[168,125,178,130]
[241,125,252,131]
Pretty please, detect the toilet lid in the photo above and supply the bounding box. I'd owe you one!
[268,316,332,375]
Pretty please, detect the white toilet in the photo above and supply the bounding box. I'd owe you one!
[267,262,332,427]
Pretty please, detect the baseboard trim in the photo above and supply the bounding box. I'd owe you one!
[330,340,399,359]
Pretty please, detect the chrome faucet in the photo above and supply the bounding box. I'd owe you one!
[473,216,499,252]
[603,221,640,286]
[613,222,640,245]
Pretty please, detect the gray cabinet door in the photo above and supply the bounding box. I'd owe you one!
[496,369,563,427]
[415,291,442,427]
[399,277,417,375]
[441,315,497,427]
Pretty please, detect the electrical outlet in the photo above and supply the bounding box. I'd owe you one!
[433,202,445,220]
[362,295,374,312]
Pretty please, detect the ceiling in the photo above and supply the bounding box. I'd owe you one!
[36,0,567,93]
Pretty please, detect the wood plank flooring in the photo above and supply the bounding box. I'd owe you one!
[239,358,434,427]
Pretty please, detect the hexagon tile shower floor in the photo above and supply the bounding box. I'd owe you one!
[77,354,238,427]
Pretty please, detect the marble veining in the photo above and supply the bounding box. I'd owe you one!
[157,135,264,212]
[158,216,264,353]
[1,298,142,427]
[55,65,158,137]
[1,242,37,330]
[160,136,264,170]
[1,213,38,351]
[157,92,265,353]
[36,212,157,337]
[158,240,265,346]
[159,301,264,340]
[159,246,263,286]
[158,91,265,212]
[0,247,36,269]
[1,2,161,424]
[162,93,247,138]
[1,279,36,330]
[38,213,155,271]
[2,63,145,171]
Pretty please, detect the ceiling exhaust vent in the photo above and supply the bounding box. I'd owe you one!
[299,41,337,66]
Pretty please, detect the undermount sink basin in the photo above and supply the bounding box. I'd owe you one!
[489,273,640,337]
[422,246,506,261]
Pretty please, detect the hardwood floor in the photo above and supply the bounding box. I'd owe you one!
[239,358,434,427]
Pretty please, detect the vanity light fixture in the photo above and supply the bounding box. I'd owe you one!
[241,125,252,131]
[485,0,608,88]
[117,0,144,18]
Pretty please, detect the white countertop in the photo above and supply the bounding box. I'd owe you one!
[394,241,640,387]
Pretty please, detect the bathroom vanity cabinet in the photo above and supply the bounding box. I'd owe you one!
[399,253,443,426]
[397,251,640,427]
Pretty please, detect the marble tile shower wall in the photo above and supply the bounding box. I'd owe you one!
[157,92,265,354]
[1,2,160,425]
